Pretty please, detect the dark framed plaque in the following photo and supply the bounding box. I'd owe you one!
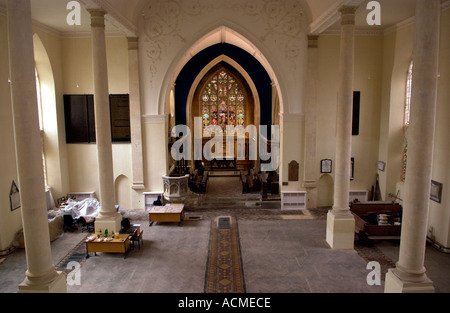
[350,157,355,181]
[321,159,332,173]
[430,180,443,204]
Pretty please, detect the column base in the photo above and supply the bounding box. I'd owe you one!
[94,212,122,234]
[18,271,67,293]
[385,269,435,293]
[326,210,355,249]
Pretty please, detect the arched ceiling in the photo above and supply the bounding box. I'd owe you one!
[1,0,442,37]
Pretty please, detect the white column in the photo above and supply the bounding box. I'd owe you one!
[385,0,440,293]
[88,8,121,233]
[326,6,357,250]
[7,0,66,293]
[304,35,318,208]
[128,37,145,190]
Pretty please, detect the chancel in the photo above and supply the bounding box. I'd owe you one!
[0,0,449,295]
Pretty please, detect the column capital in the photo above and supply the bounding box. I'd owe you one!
[339,6,357,26]
[127,37,139,50]
[87,8,107,28]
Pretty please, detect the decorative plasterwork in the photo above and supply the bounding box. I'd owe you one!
[139,0,307,68]
[139,0,308,110]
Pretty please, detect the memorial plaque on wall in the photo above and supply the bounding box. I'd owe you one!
[352,91,360,136]
[109,94,131,142]
[288,160,299,181]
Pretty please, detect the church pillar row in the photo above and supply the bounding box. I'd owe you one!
[88,8,121,233]
[128,37,145,191]
[6,0,66,293]
[325,6,357,250]
[384,0,440,293]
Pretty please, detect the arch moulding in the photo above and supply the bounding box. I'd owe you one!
[160,24,284,118]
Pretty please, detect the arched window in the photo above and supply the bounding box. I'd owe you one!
[404,61,413,126]
[401,61,413,182]
[201,69,245,136]
[35,68,48,187]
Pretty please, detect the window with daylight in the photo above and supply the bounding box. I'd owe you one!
[201,70,245,136]
[404,61,413,126]
[401,61,413,182]
[35,68,48,186]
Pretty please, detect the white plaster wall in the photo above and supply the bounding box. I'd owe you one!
[61,36,132,200]
[0,14,22,251]
[315,34,383,198]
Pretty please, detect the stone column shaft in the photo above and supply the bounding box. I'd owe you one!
[334,6,356,213]
[326,6,357,250]
[7,0,66,292]
[385,0,440,293]
[89,9,121,232]
[128,37,145,190]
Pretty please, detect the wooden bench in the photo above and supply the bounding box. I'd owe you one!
[350,202,402,243]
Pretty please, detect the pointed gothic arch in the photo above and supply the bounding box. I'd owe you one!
[185,55,260,134]
[160,25,283,117]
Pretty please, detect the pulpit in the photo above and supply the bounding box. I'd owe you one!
[162,174,190,203]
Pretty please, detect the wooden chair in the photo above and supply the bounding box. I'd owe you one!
[130,230,144,250]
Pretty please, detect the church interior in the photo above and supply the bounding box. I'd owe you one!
[0,0,449,294]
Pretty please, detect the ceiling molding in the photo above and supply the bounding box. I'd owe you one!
[80,0,137,37]
[322,27,384,36]
[32,19,63,37]
[383,16,415,36]
[309,0,366,35]
[61,30,127,39]
[442,0,450,11]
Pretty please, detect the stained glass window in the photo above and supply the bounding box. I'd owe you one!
[201,69,245,136]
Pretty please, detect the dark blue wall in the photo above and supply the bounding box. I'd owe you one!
[174,43,272,127]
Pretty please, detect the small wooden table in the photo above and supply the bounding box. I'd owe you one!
[149,204,184,226]
[85,234,130,258]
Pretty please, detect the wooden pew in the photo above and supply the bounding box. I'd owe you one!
[350,202,402,243]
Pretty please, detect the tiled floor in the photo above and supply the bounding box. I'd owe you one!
[0,176,449,293]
